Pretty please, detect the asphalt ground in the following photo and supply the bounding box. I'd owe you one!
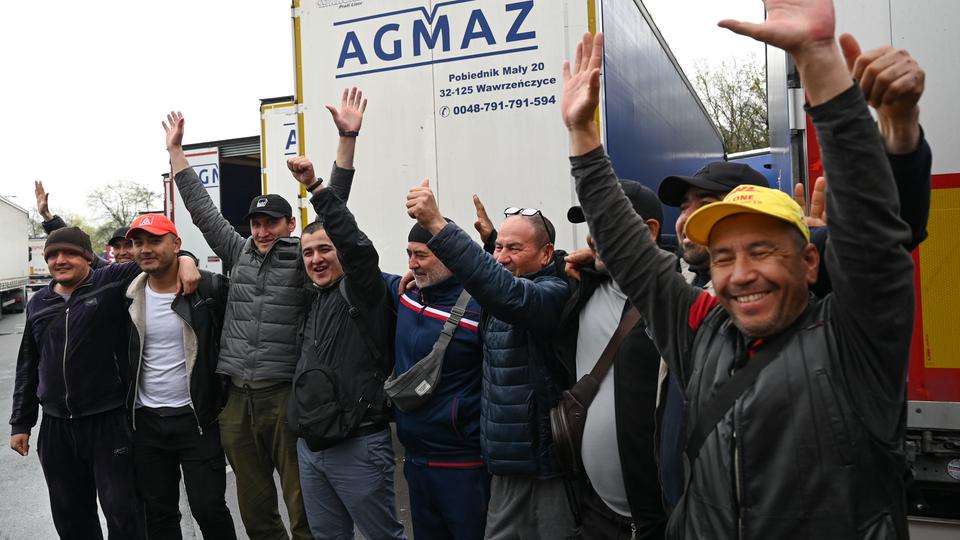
[0,309,413,539]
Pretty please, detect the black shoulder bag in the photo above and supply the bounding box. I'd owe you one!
[550,305,641,478]
[383,289,471,412]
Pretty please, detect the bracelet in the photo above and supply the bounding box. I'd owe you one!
[339,130,360,138]
[306,179,323,192]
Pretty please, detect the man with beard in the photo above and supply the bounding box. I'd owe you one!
[561,0,919,534]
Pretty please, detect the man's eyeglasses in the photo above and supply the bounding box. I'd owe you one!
[503,207,555,244]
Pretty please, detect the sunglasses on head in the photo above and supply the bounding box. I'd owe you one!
[504,207,553,244]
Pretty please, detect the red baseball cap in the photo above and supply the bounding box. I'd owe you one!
[125,214,179,239]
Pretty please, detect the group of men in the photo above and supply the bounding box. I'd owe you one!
[10,1,933,539]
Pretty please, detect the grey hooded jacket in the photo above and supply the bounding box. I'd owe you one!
[173,163,353,382]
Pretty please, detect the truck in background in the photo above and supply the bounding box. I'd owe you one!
[28,237,50,291]
[794,0,960,526]
[163,137,262,275]
[286,0,724,274]
[0,195,30,317]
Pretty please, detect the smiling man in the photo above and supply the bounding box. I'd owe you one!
[122,214,235,539]
[561,0,918,536]
[10,226,200,539]
[286,169,406,540]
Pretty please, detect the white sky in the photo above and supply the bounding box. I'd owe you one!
[0,0,763,220]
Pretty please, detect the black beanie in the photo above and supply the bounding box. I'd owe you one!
[408,218,453,244]
[44,227,94,262]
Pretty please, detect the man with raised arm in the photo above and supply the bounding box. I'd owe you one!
[162,87,365,540]
[405,183,574,539]
[561,0,916,537]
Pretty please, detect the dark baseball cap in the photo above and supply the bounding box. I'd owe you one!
[568,180,663,225]
[245,194,293,220]
[108,227,130,247]
[658,162,769,207]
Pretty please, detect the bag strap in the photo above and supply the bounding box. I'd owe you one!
[684,328,793,464]
[569,305,641,409]
[590,305,641,383]
[433,289,472,351]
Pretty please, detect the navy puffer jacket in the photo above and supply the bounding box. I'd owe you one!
[427,224,569,478]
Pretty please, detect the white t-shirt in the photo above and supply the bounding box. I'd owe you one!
[137,284,192,409]
[576,279,631,517]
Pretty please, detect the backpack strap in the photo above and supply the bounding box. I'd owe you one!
[338,278,384,363]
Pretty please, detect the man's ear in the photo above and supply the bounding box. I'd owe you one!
[173,235,182,254]
[541,243,555,267]
[645,219,661,243]
[288,216,297,234]
[803,242,820,285]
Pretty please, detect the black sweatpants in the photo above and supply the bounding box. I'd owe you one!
[37,407,145,540]
[133,407,236,540]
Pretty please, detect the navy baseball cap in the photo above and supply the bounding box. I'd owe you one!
[658,162,769,207]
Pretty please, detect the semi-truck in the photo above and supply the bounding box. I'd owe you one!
[283,0,725,274]
[0,195,30,317]
[822,0,960,527]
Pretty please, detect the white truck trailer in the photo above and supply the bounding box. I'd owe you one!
[0,196,30,316]
[279,0,725,274]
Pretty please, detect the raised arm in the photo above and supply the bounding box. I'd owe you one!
[290,156,385,306]
[561,32,704,382]
[722,0,914,427]
[163,112,244,268]
[407,180,568,334]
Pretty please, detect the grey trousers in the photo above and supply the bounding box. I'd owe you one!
[484,475,579,540]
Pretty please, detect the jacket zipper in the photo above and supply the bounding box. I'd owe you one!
[131,319,146,431]
[62,307,72,418]
[734,425,744,539]
[178,313,203,436]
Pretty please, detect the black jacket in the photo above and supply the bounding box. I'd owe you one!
[572,85,915,539]
[124,270,228,432]
[10,262,142,434]
[288,187,394,449]
[554,268,666,538]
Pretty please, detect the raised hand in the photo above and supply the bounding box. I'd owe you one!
[287,156,319,187]
[406,179,446,235]
[472,194,495,243]
[562,32,604,133]
[793,176,828,228]
[840,33,923,153]
[35,181,52,221]
[718,0,835,55]
[163,111,185,150]
[326,87,367,134]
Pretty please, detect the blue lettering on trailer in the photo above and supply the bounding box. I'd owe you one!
[334,0,538,79]
[192,164,220,188]
[284,125,298,156]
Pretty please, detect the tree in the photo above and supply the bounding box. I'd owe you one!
[693,58,769,154]
[87,181,161,231]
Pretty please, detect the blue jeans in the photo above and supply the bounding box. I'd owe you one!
[296,428,406,540]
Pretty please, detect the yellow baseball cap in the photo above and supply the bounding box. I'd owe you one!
[684,184,810,246]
